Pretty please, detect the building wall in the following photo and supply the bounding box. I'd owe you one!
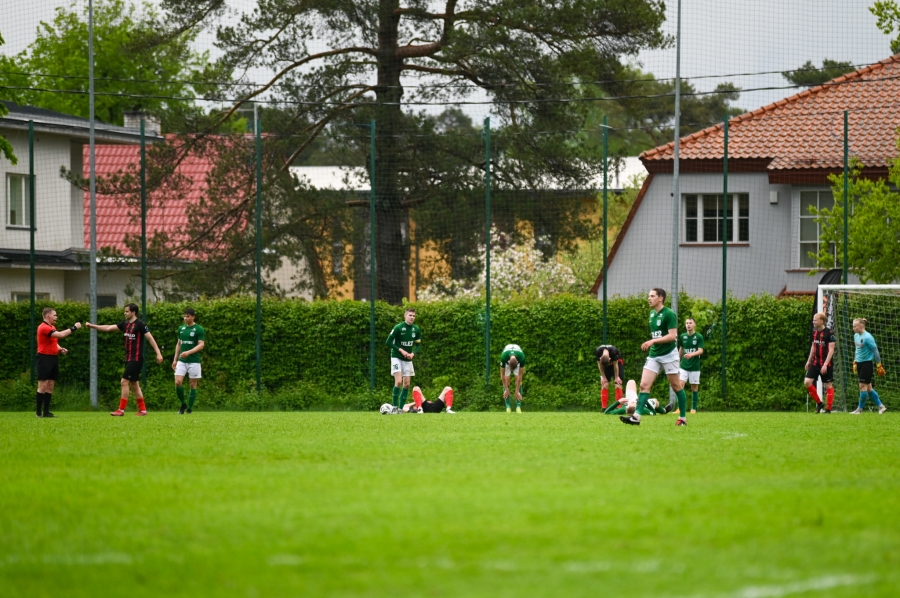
[597,173,847,301]
[0,129,78,252]
[0,267,66,302]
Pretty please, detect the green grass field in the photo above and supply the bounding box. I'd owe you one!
[2,411,899,597]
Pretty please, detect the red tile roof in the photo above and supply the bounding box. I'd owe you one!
[640,55,900,171]
[83,136,210,255]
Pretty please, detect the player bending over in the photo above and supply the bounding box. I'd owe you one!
[803,312,835,413]
[620,288,689,427]
[851,318,887,414]
[500,343,526,412]
[386,307,422,409]
[401,386,456,413]
[595,344,624,409]
[678,318,705,413]
[604,380,666,416]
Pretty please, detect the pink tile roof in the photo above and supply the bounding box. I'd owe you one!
[83,136,210,255]
[640,55,900,171]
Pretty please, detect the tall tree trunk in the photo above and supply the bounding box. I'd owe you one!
[373,0,407,304]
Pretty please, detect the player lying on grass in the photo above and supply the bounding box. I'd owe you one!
[604,380,667,416]
[804,312,835,413]
[500,343,525,412]
[595,344,624,409]
[851,317,887,414]
[401,386,456,413]
[620,288,690,427]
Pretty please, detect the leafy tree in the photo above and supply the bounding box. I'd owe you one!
[0,0,214,129]
[155,0,672,304]
[871,0,900,54]
[812,156,900,283]
[781,59,856,88]
[0,33,16,164]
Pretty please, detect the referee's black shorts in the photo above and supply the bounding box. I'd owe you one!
[857,360,874,384]
[601,360,625,382]
[36,354,59,381]
[122,361,144,382]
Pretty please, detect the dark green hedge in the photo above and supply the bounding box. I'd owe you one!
[0,294,815,411]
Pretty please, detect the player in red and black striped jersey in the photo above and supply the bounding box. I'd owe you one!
[804,312,836,413]
[87,303,163,416]
[595,345,624,409]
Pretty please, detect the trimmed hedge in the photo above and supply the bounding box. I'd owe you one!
[0,294,814,411]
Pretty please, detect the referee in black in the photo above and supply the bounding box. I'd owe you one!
[36,307,81,418]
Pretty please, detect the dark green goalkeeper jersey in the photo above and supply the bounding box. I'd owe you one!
[176,324,206,363]
[385,322,422,361]
[648,307,678,357]
[679,332,704,371]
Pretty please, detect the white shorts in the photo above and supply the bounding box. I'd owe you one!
[504,364,521,377]
[679,369,701,385]
[390,358,415,378]
[174,361,202,379]
[643,349,681,375]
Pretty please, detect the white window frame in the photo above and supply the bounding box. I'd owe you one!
[798,189,836,269]
[12,292,49,302]
[683,193,749,244]
[7,173,32,228]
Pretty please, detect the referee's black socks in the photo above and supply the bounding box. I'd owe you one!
[36,392,43,416]
[43,393,52,415]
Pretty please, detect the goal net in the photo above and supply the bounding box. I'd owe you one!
[818,285,899,412]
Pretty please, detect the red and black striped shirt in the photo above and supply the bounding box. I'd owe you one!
[116,319,150,362]
[810,327,835,367]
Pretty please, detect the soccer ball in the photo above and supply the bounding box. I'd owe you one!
[380,403,393,414]
[648,398,659,410]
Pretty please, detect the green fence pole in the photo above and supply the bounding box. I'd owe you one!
[255,106,263,392]
[843,111,849,284]
[484,117,492,386]
[602,116,608,344]
[721,117,728,404]
[140,119,147,384]
[29,120,36,384]
[369,119,376,391]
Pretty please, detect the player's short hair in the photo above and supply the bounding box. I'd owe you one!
[651,287,667,301]
[685,317,695,324]
[625,404,636,415]
[508,355,519,368]
[853,317,868,327]
[404,306,416,314]
[813,312,825,323]
[42,307,56,318]
[183,307,196,316]
[125,303,139,315]
[600,353,610,365]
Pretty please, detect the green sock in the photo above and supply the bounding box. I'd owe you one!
[516,400,522,409]
[399,388,408,407]
[188,389,197,409]
[176,386,186,406]
[504,398,511,409]
[676,388,688,417]
[636,392,649,416]
[392,386,400,407]
[691,391,699,410]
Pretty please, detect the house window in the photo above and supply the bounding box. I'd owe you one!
[97,295,118,308]
[684,194,749,243]
[799,190,835,268]
[7,174,31,227]
[13,292,50,302]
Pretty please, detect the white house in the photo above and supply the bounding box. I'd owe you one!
[592,56,900,301]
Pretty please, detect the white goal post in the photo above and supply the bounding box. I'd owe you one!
[817,285,900,412]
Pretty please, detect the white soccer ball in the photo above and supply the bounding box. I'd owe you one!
[648,398,659,410]
[380,403,393,414]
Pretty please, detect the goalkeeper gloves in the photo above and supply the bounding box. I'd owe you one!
[877,363,886,377]
[853,361,857,374]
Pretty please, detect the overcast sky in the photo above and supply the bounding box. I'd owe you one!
[3,0,894,113]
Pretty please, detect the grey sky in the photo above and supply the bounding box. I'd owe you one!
[3,0,894,114]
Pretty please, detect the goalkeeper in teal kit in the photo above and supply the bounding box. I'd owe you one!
[385,307,422,408]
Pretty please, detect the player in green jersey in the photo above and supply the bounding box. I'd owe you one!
[499,343,526,412]
[621,288,690,427]
[678,318,705,413]
[172,308,206,414]
[385,307,422,408]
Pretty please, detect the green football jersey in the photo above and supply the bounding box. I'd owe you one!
[648,307,677,357]
[177,324,206,363]
[385,322,422,361]
[679,332,705,371]
[500,344,526,367]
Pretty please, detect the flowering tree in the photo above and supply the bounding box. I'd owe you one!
[419,228,577,301]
